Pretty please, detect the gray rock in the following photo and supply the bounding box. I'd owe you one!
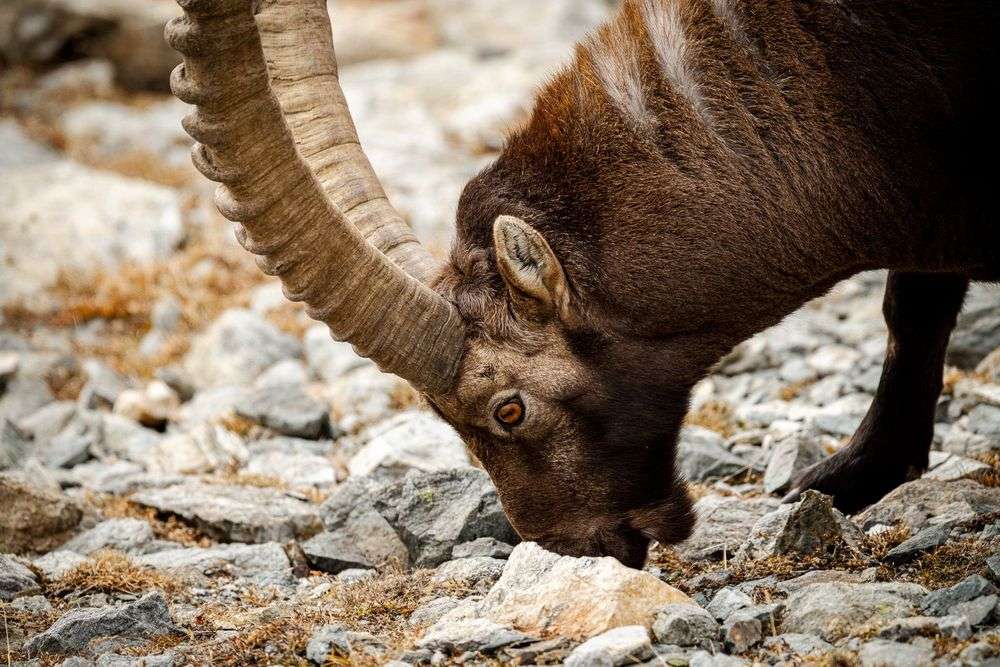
[949,594,997,626]
[735,491,864,563]
[651,604,719,648]
[884,524,951,564]
[0,472,82,553]
[705,588,753,621]
[417,617,530,655]
[1,419,32,469]
[1,553,39,601]
[564,626,652,667]
[923,451,992,482]
[762,633,833,655]
[131,482,321,544]
[254,359,310,388]
[782,582,927,641]
[305,624,386,664]
[452,537,515,559]
[409,596,462,627]
[777,569,867,595]
[145,424,247,475]
[61,519,155,556]
[678,427,756,482]
[967,404,1000,440]
[877,615,972,641]
[922,575,997,616]
[688,651,749,667]
[33,551,87,580]
[77,360,130,411]
[432,557,506,587]
[0,121,58,170]
[303,324,371,383]
[762,430,826,494]
[24,592,179,656]
[94,652,177,667]
[245,444,338,489]
[234,385,329,440]
[947,286,1000,369]
[722,615,762,653]
[301,531,374,574]
[346,411,470,480]
[183,309,302,389]
[323,469,517,569]
[859,639,935,667]
[855,479,1000,533]
[336,568,374,584]
[11,594,52,613]
[137,543,293,585]
[678,496,780,561]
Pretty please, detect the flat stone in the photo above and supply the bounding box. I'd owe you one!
[11,595,52,613]
[950,594,998,626]
[33,550,88,580]
[301,531,374,574]
[0,472,82,553]
[145,424,248,475]
[409,596,463,627]
[1,553,40,601]
[884,524,952,564]
[130,482,321,544]
[855,479,1000,533]
[735,491,864,563]
[564,625,652,667]
[417,617,531,655]
[924,451,992,482]
[782,582,927,641]
[432,557,506,587]
[347,411,470,480]
[0,419,33,470]
[877,615,972,641]
[762,430,827,494]
[652,604,719,648]
[763,633,833,655]
[859,639,935,667]
[677,427,756,482]
[452,537,515,559]
[24,592,179,656]
[688,651,750,667]
[947,286,1000,369]
[61,519,155,556]
[706,587,753,621]
[137,543,292,585]
[244,446,338,489]
[678,496,781,561]
[234,385,329,440]
[922,575,997,616]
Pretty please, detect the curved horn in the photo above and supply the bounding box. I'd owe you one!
[166,0,464,393]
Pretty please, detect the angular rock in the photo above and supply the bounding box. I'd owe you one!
[564,625,652,667]
[884,524,951,564]
[678,496,781,561]
[923,451,992,482]
[947,286,1000,369]
[763,633,833,655]
[131,482,321,543]
[688,651,750,667]
[0,418,32,469]
[432,542,694,640]
[234,385,329,440]
[651,603,720,648]
[305,624,386,664]
[762,430,826,494]
[145,425,248,475]
[782,582,927,641]
[61,519,155,556]
[303,324,371,383]
[301,531,373,574]
[453,537,515,560]
[432,557,506,588]
[856,479,1000,533]
[950,594,997,626]
[245,444,337,489]
[723,615,762,653]
[183,309,302,389]
[137,543,292,585]
[32,550,87,580]
[0,472,82,553]
[318,481,411,569]
[0,162,183,305]
[417,617,530,655]
[24,592,179,656]
[735,491,864,563]
[347,411,470,479]
[112,382,179,430]
[877,615,972,641]
[859,639,935,667]
[706,588,753,621]
[1,553,40,601]
[409,596,463,627]
[677,427,756,482]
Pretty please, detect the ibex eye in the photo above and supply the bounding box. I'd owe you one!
[494,397,525,427]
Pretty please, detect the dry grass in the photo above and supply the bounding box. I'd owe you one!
[88,493,214,548]
[779,379,816,401]
[47,551,182,597]
[893,537,995,589]
[685,400,736,437]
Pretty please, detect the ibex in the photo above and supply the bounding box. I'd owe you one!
[167,0,999,567]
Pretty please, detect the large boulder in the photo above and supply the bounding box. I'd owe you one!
[855,479,1000,532]
[782,582,927,641]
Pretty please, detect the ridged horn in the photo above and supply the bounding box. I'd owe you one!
[166,0,465,393]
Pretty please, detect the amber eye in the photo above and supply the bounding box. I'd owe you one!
[494,397,525,428]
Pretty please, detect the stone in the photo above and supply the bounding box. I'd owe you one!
[61,519,155,556]
[735,491,864,563]
[410,596,463,627]
[1,553,40,601]
[145,425,248,475]
[777,569,866,594]
[95,653,177,667]
[967,404,1000,440]
[763,633,833,655]
[762,431,826,494]
[301,531,374,574]
[32,551,88,580]
[77,360,130,410]
[705,588,753,621]
[112,382,179,430]
[883,524,951,564]
[432,542,694,640]
[318,481,411,569]
[325,365,406,432]
[244,439,338,488]
[305,624,386,664]
[137,543,292,585]
[255,359,311,388]
[94,413,162,463]
[234,385,329,440]
[723,616,762,653]
[337,568,374,584]
[677,496,781,561]
[130,482,321,543]
[677,427,756,482]
[417,617,530,655]
[183,309,302,389]
[877,615,972,641]
[1,418,32,469]
[453,537,515,560]
[651,604,720,648]
[856,479,1000,533]
[432,557,506,588]
[346,411,470,479]
[949,594,998,626]
[24,592,179,656]
[322,468,518,568]
[0,121,58,170]
[303,324,372,383]
[11,594,52,613]
[858,639,935,667]
[564,625,652,667]
[688,651,749,667]
[782,582,927,641]
[0,472,82,553]
[0,162,183,305]
[947,286,1000,369]
[923,451,992,482]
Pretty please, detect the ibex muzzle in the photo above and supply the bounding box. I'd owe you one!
[168,0,999,568]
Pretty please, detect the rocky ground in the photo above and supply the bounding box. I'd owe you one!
[3,1,1000,665]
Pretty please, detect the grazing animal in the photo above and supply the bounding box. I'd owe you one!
[168,0,999,567]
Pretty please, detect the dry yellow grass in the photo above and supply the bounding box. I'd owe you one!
[48,551,181,597]
[88,493,214,548]
[685,400,736,437]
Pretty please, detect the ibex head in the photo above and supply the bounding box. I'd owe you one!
[168,0,697,567]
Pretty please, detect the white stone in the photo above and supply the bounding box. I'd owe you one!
[348,411,470,479]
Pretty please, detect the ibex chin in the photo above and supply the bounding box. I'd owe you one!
[168,0,999,567]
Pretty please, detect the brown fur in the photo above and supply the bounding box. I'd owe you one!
[428,0,999,567]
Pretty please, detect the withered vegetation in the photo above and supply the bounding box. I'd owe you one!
[87,493,214,548]
[47,551,182,598]
[684,400,736,437]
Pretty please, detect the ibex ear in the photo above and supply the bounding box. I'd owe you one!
[493,215,571,323]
